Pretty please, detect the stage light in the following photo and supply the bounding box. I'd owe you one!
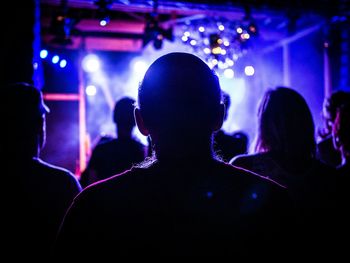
[100,19,108,27]
[133,60,147,75]
[86,85,97,96]
[82,54,100,72]
[52,55,60,64]
[59,59,67,68]
[190,39,197,46]
[142,5,174,50]
[245,66,255,76]
[179,16,258,75]
[40,49,48,59]
[224,68,234,79]
[95,0,112,26]
[50,9,75,46]
[204,48,211,54]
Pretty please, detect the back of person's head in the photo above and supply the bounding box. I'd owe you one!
[2,82,50,157]
[113,97,136,130]
[137,52,223,139]
[255,86,315,159]
[333,103,350,155]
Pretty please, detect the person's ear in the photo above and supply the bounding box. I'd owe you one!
[134,108,150,136]
[212,103,225,131]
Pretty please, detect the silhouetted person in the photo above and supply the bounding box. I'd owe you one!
[333,102,350,173]
[213,91,248,162]
[230,87,337,249]
[55,53,295,257]
[332,101,350,251]
[1,82,81,260]
[317,90,350,167]
[80,97,146,188]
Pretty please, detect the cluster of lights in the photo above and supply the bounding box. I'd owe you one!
[40,49,68,68]
[180,17,257,77]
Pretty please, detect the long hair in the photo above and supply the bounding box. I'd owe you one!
[255,87,316,159]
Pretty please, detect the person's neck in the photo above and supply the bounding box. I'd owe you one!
[117,129,132,139]
[155,139,215,165]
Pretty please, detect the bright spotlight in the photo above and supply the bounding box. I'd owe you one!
[224,68,234,79]
[59,59,67,68]
[100,19,108,26]
[244,66,255,76]
[133,60,147,75]
[40,49,48,59]
[52,55,60,64]
[85,85,97,96]
[82,54,100,72]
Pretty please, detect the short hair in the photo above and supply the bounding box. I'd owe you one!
[113,97,136,128]
[138,52,222,133]
[255,87,316,158]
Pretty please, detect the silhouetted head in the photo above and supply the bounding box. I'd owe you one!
[333,103,350,161]
[2,82,50,158]
[322,91,350,134]
[135,52,224,158]
[113,97,136,132]
[255,87,315,159]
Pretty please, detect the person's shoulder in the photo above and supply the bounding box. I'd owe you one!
[35,158,74,177]
[215,159,286,189]
[34,158,81,188]
[229,153,264,166]
[78,167,147,197]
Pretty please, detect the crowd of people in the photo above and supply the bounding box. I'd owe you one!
[4,52,350,258]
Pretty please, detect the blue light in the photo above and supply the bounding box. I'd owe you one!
[251,192,258,199]
[40,49,48,59]
[206,191,213,199]
[52,55,60,64]
[59,59,67,68]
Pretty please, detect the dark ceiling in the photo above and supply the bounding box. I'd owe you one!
[41,0,350,16]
